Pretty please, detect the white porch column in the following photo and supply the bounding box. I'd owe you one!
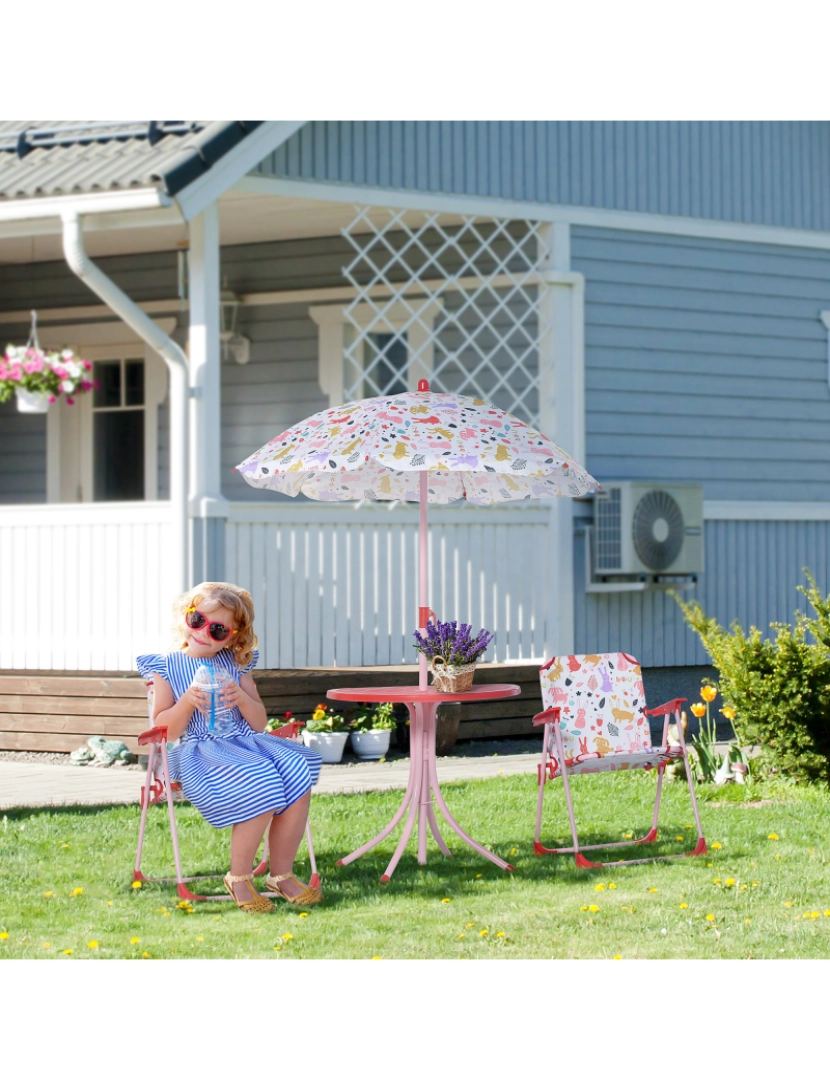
[538,221,585,657]
[188,202,228,582]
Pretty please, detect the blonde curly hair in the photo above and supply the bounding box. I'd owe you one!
[171,581,258,670]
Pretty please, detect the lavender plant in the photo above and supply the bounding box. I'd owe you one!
[412,620,494,666]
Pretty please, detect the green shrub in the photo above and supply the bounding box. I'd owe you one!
[674,572,830,785]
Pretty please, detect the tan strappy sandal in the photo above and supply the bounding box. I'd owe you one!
[265,872,323,906]
[223,872,275,914]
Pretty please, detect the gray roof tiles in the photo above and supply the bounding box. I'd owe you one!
[0,121,263,201]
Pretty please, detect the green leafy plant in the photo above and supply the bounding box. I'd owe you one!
[305,703,347,733]
[350,701,397,733]
[674,574,830,785]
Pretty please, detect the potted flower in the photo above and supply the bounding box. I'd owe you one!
[1,343,96,413]
[265,712,303,739]
[350,701,396,760]
[302,703,349,763]
[413,620,494,693]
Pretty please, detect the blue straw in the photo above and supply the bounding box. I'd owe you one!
[209,668,216,732]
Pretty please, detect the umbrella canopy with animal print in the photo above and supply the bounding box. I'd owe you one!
[235,389,600,503]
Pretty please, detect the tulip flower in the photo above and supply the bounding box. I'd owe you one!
[690,703,706,718]
[700,686,717,703]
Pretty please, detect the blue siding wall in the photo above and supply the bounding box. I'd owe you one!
[572,225,830,502]
[575,518,830,666]
[0,399,46,503]
[254,122,830,231]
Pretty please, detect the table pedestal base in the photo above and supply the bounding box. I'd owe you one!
[336,701,515,882]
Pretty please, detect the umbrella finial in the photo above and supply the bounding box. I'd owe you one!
[418,379,430,392]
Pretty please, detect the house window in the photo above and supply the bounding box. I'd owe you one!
[92,359,145,500]
[366,332,408,396]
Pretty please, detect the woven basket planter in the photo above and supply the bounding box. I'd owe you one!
[429,656,477,693]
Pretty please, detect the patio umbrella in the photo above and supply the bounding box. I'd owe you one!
[235,380,600,688]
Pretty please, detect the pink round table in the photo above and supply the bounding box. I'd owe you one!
[327,684,521,881]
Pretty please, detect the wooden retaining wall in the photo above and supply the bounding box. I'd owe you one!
[0,664,543,755]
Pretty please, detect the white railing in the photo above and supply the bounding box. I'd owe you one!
[226,502,555,669]
[1,500,555,671]
[0,502,175,671]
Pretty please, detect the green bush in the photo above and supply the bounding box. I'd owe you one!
[674,572,830,785]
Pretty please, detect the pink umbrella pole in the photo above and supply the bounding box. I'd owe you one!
[418,470,430,690]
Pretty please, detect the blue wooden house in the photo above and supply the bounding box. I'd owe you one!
[1,121,829,749]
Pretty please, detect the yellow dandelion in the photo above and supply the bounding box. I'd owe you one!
[43,891,53,898]
[581,905,589,911]
[705,914,715,922]
[783,901,793,908]
[70,887,83,896]
[87,941,99,949]
[648,887,658,893]
[588,905,599,913]
[131,881,142,889]
[465,922,475,929]
[273,945,281,951]
[479,929,488,937]
[475,874,482,879]
[713,878,722,884]
[142,952,150,959]
[196,936,204,942]
[768,833,780,841]
[608,883,617,889]
[496,931,506,938]
[441,898,451,903]
[725,879,735,887]
[106,901,112,907]
[130,937,140,945]
[371,956,382,960]
[745,918,752,925]
[680,903,688,909]
[624,832,633,840]
[752,881,760,887]
[282,933,293,941]
[824,911,830,917]
[675,836,684,842]
[613,954,622,960]
[509,848,517,855]
[0,932,8,940]
[62,949,73,955]
[457,933,465,939]
[740,884,747,891]
[42,942,51,949]
[595,884,606,891]
[299,912,309,918]
[711,843,722,850]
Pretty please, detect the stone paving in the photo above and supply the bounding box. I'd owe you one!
[0,751,540,811]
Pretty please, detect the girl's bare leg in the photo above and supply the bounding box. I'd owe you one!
[268,790,312,900]
[228,809,274,902]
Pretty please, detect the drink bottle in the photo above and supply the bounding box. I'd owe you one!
[192,664,235,733]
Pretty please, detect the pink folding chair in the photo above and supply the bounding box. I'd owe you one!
[134,679,319,901]
[533,652,706,868]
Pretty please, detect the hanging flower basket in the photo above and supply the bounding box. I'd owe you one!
[0,311,96,413]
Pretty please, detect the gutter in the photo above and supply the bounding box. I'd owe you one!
[58,208,189,594]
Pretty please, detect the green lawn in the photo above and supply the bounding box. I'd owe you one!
[1,771,829,959]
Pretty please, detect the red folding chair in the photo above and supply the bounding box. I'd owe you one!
[533,652,706,868]
[134,679,319,901]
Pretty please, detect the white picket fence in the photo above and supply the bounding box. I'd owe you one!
[0,501,555,671]
[225,502,555,669]
[0,502,175,671]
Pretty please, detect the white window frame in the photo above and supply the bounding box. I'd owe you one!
[309,299,442,407]
[41,319,173,503]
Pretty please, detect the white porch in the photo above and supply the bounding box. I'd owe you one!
[0,174,586,673]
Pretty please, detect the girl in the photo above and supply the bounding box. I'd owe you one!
[136,582,323,913]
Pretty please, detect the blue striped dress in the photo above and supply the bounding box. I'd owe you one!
[135,649,322,829]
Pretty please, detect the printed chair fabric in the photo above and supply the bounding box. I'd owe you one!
[540,653,678,776]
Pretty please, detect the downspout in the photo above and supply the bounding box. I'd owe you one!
[61,211,190,594]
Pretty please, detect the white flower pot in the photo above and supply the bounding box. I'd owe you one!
[15,388,50,413]
[302,729,349,764]
[350,729,392,761]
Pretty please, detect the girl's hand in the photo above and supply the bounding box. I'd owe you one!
[220,681,245,710]
[182,683,210,714]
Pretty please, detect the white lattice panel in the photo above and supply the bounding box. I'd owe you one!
[341,208,550,425]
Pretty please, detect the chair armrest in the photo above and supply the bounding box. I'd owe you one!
[532,707,561,727]
[645,698,686,717]
[269,721,304,740]
[138,726,168,746]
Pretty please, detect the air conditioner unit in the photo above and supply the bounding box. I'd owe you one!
[593,482,704,576]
